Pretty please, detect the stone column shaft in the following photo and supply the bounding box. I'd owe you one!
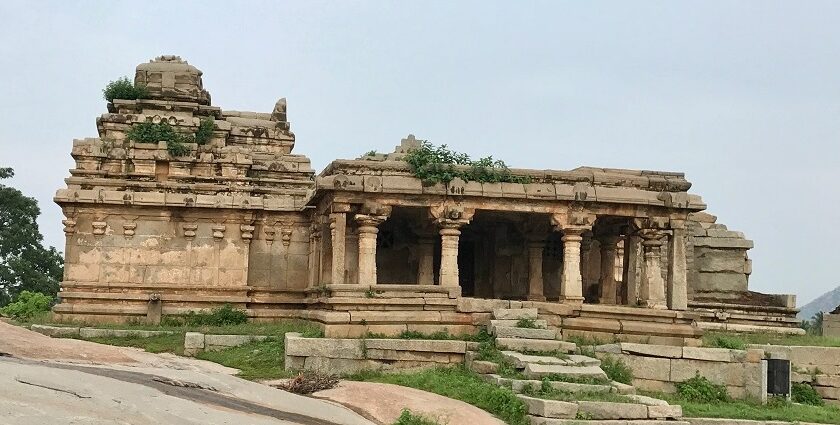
[329,212,346,285]
[559,229,586,304]
[527,241,546,301]
[439,226,461,287]
[356,215,385,285]
[667,221,689,310]
[599,236,619,305]
[417,238,435,285]
[623,234,642,305]
[639,229,667,309]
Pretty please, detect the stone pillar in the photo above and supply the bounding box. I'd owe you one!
[329,212,346,285]
[417,237,435,285]
[667,219,689,310]
[623,234,642,305]
[527,241,546,301]
[307,223,322,288]
[356,214,386,285]
[598,236,619,304]
[439,224,462,287]
[559,228,586,304]
[580,233,594,298]
[639,229,667,309]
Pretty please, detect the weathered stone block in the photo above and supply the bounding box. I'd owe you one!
[284,336,365,359]
[493,308,538,320]
[612,354,671,381]
[682,347,733,362]
[496,338,576,353]
[517,395,577,418]
[524,364,607,380]
[576,400,647,419]
[30,324,80,337]
[470,360,499,374]
[648,404,682,419]
[364,338,466,353]
[495,326,557,340]
[621,343,682,358]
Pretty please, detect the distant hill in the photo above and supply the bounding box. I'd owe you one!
[798,286,840,321]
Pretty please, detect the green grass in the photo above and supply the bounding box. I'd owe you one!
[23,317,322,337]
[703,331,840,348]
[521,379,632,403]
[650,392,840,424]
[515,318,542,329]
[393,409,441,425]
[599,355,633,385]
[348,366,528,425]
[83,333,185,355]
[196,339,290,380]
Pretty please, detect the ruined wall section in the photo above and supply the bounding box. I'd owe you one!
[53,56,315,321]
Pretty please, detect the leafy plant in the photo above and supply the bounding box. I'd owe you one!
[193,117,215,145]
[676,373,729,403]
[363,150,378,157]
[125,121,207,156]
[393,409,441,425]
[0,290,52,320]
[792,382,824,406]
[404,141,531,185]
[515,318,542,329]
[705,333,746,350]
[183,304,248,326]
[600,355,633,385]
[103,77,149,102]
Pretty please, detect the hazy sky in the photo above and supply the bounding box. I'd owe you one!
[1,1,838,305]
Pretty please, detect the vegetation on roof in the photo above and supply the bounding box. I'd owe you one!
[125,116,215,157]
[103,77,149,102]
[404,141,532,185]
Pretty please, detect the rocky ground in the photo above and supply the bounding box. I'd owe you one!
[0,321,375,425]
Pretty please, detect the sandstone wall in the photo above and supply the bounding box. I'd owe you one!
[760,344,840,405]
[595,342,768,401]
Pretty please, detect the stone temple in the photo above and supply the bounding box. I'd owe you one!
[53,56,798,340]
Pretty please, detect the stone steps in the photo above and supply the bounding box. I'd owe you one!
[493,308,538,320]
[501,351,601,368]
[489,319,548,333]
[494,326,558,340]
[483,374,614,394]
[523,363,608,380]
[496,338,576,353]
[519,396,682,421]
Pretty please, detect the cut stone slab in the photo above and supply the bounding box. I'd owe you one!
[29,324,80,337]
[523,364,608,380]
[517,395,578,419]
[493,308,538,320]
[496,338,576,353]
[469,360,499,374]
[576,401,648,420]
[494,326,557,340]
[619,342,682,358]
[489,319,548,333]
[609,381,636,394]
[626,394,668,406]
[491,376,612,394]
[567,355,601,367]
[647,404,683,419]
[682,346,733,362]
[502,351,571,368]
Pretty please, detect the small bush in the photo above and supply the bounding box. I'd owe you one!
[184,304,248,326]
[126,121,196,156]
[404,141,532,185]
[676,373,729,403]
[600,355,633,385]
[792,382,824,406]
[515,318,542,329]
[103,77,149,102]
[393,409,440,425]
[193,117,215,145]
[0,291,52,320]
[275,371,339,395]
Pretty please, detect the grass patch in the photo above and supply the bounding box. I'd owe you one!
[543,373,610,385]
[364,328,492,342]
[24,317,322,338]
[650,391,840,424]
[600,355,633,385]
[349,366,528,425]
[792,382,825,406]
[703,331,840,348]
[82,333,185,355]
[196,338,290,380]
[393,409,441,425]
[515,318,542,329]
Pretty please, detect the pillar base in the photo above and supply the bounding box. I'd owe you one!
[645,301,668,310]
[527,294,547,302]
[559,296,585,305]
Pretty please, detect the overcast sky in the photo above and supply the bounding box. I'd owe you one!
[1,1,838,305]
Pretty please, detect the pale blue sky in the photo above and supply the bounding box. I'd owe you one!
[1,1,838,305]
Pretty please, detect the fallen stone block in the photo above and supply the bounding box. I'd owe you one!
[647,404,682,419]
[469,360,499,374]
